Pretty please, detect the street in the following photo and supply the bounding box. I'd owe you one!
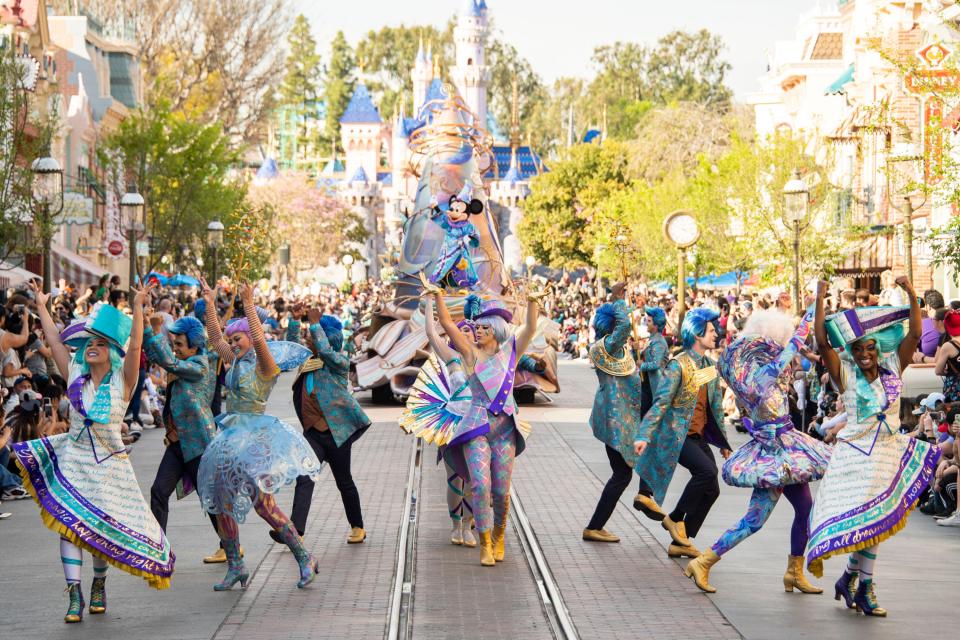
[1,360,955,640]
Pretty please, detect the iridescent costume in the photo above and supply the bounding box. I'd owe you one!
[711,311,830,556]
[429,207,480,288]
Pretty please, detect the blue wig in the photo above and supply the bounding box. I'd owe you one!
[320,314,344,352]
[644,306,667,333]
[193,298,207,321]
[463,294,483,321]
[72,338,123,374]
[170,316,207,352]
[593,303,617,339]
[681,308,720,350]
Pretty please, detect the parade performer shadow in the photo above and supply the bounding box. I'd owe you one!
[805,277,939,617]
[197,280,320,591]
[682,308,831,593]
[14,282,174,624]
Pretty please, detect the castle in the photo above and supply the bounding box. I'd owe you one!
[318,0,545,279]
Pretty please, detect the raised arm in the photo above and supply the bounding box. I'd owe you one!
[142,325,206,381]
[434,291,475,363]
[423,297,458,364]
[515,289,544,356]
[200,277,233,365]
[124,282,154,399]
[814,280,842,392]
[897,276,922,373]
[27,282,69,377]
[1,306,30,352]
[239,283,277,377]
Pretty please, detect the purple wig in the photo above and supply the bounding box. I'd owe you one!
[225,317,250,337]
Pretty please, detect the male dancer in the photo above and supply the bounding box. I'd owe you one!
[285,308,371,544]
[583,282,643,542]
[633,308,732,558]
[143,314,221,542]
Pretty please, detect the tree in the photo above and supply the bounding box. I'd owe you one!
[98,103,244,278]
[324,31,356,153]
[280,15,323,154]
[485,37,547,137]
[247,173,367,274]
[646,29,733,106]
[518,141,631,268]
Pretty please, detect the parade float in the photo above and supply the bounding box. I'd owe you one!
[352,85,559,404]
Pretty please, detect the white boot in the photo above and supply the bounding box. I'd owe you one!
[461,520,477,548]
[450,521,464,545]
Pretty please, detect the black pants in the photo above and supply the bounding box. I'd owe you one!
[150,441,220,537]
[290,429,363,535]
[586,445,634,530]
[668,435,720,539]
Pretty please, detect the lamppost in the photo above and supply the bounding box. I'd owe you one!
[206,220,224,284]
[341,253,355,284]
[31,151,64,302]
[278,243,291,290]
[524,255,536,278]
[594,243,606,294]
[888,144,925,284]
[121,185,144,287]
[783,170,809,316]
[663,210,700,330]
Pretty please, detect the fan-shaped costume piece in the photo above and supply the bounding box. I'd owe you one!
[400,355,482,446]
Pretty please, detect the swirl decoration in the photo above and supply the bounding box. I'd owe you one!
[407,83,495,178]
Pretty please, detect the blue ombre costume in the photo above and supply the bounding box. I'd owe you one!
[639,306,669,411]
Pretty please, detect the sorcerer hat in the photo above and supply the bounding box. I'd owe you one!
[824,305,910,349]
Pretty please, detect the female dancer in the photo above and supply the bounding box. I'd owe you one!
[683,309,830,593]
[198,280,320,590]
[15,283,173,623]
[431,290,541,565]
[400,297,479,547]
[806,278,939,616]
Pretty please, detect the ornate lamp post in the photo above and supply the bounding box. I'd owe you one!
[341,253,355,284]
[206,220,224,284]
[31,151,64,301]
[121,185,145,287]
[524,255,536,278]
[663,210,700,330]
[783,170,809,316]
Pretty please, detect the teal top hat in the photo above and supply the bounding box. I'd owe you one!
[824,305,909,349]
[65,304,132,356]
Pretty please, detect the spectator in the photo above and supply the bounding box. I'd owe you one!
[878,270,908,306]
[919,289,947,358]
[935,313,960,403]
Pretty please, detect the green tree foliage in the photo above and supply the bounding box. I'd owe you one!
[98,103,245,278]
[518,141,631,269]
[646,29,732,106]
[485,38,547,136]
[280,15,323,153]
[324,31,356,153]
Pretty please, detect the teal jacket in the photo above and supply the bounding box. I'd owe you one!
[143,327,218,462]
[639,332,668,397]
[633,349,730,504]
[291,323,370,448]
[589,300,644,467]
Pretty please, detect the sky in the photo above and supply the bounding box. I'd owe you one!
[300,0,820,100]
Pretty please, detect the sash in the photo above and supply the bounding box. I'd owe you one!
[474,337,517,415]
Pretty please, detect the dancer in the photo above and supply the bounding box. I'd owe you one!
[806,278,939,617]
[197,280,320,591]
[583,283,642,542]
[683,309,831,593]
[287,308,370,545]
[632,308,732,559]
[400,296,479,548]
[431,289,541,566]
[638,305,669,416]
[142,312,221,543]
[15,283,173,623]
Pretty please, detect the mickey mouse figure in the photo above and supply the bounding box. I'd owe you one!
[428,186,484,289]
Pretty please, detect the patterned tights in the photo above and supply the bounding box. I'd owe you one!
[711,483,813,557]
[60,537,108,585]
[464,420,516,533]
[216,492,292,542]
[846,545,880,582]
[445,461,474,525]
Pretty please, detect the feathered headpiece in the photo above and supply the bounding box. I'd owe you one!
[593,303,617,339]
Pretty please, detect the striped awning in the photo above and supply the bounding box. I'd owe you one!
[51,242,106,288]
[0,261,40,291]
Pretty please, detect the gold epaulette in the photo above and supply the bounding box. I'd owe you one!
[589,340,637,377]
[672,352,717,407]
[296,358,324,378]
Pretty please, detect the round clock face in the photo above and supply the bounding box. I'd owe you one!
[664,212,700,248]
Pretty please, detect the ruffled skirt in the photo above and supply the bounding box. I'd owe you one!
[198,413,321,523]
[722,423,831,489]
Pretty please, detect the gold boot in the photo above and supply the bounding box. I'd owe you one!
[661,517,691,546]
[683,548,720,593]
[493,524,507,562]
[479,531,495,566]
[784,555,822,594]
[668,542,701,558]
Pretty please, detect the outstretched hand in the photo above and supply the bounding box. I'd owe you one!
[131,281,156,308]
[28,280,50,308]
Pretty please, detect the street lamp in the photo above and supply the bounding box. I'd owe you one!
[889,144,924,283]
[31,151,64,302]
[783,170,809,316]
[663,210,700,330]
[121,185,145,287]
[341,253,355,283]
[206,220,224,284]
[524,255,536,278]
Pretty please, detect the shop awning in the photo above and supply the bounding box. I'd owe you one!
[825,64,855,95]
[0,261,40,291]
[51,242,107,288]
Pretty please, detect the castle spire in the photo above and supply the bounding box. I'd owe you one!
[509,76,520,153]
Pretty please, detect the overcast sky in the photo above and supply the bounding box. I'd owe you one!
[300,0,820,100]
